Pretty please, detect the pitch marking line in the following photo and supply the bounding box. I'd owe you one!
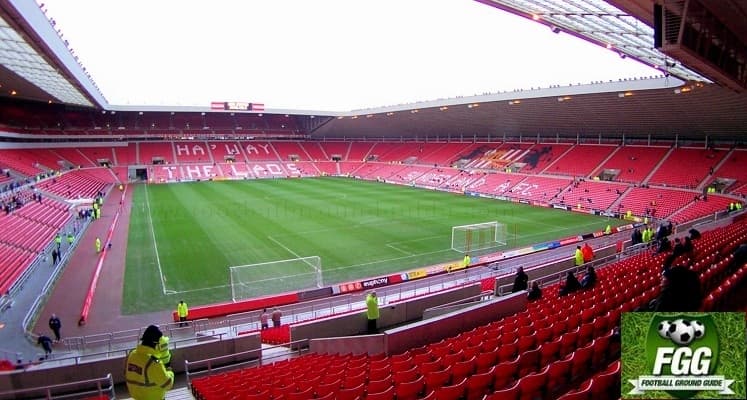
[267,235,304,259]
[385,243,411,255]
[265,235,321,275]
[144,184,172,295]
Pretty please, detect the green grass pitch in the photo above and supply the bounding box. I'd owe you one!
[123,177,624,314]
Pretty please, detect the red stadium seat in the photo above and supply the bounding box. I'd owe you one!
[486,381,520,400]
[395,376,425,400]
[465,366,495,400]
[366,385,395,400]
[434,377,467,400]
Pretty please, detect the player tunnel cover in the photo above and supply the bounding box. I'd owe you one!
[622,312,745,399]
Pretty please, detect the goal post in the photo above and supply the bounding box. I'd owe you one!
[451,221,506,253]
[229,256,322,302]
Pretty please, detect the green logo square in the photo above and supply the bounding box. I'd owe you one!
[621,312,745,399]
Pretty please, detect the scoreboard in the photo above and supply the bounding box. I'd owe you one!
[210,101,265,111]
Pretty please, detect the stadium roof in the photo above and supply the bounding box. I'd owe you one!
[477,0,707,82]
[0,0,745,140]
[0,0,104,107]
[311,77,747,139]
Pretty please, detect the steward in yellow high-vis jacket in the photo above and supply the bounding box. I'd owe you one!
[155,335,171,369]
[125,325,174,400]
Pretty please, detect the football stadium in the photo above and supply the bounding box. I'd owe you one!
[0,1,746,399]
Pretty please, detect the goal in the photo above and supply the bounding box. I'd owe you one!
[451,221,506,253]
[229,256,322,302]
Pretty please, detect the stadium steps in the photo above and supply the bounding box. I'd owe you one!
[605,186,633,214]
[118,387,193,400]
[135,142,140,165]
[591,146,622,179]
[343,142,353,160]
[111,147,119,166]
[105,168,120,184]
[76,148,98,167]
[539,145,575,174]
[696,147,734,192]
[206,141,216,164]
[299,142,316,161]
[170,143,178,165]
[641,146,674,185]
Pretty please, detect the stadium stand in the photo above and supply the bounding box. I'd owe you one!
[208,141,246,163]
[40,169,115,200]
[56,147,102,168]
[416,142,473,166]
[303,141,337,161]
[523,144,573,174]
[556,180,629,211]
[546,145,617,178]
[503,176,573,203]
[316,161,340,176]
[466,143,533,171]
[465,171,518,195]
[347,142,376,161]
[669,195,734,223]
[0,149,47,176]
[112,143,142,166]
[709,149,747,195]
[173,141,213,164]
[139,142,176,165]
[241,141,281,161]
[273,141,310,161]
[647,147,726,189]
[615,187,694,218]
[368,142,411,162]
[593,146,669,184]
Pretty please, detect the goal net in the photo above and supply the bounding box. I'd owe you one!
[229,256,322,302]
[451,221,506,253]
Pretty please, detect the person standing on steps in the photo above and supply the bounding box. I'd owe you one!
[48,314,62,342]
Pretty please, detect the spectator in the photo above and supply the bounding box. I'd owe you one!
[631,228,643,245]
[688,228,701,240]
[582,243,594,263]
[37,335,53,358]
[271,307,282,328]
[527,281,542,301]
[654,266,702,312]
[682,236,694,255]
[580,266,597,289]
[48,314,62,342]
[671,238,685,258]
[511,267,529,293]
[260,309,269,330]
[559,271,581,297]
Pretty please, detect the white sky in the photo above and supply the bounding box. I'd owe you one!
[41,0,659,111]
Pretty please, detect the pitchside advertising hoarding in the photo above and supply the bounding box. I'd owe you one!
[621,312,745,399]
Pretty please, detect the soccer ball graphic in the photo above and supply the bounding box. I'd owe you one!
[668,319,695,345]
[657,320,672,339]
[692,320,706,339]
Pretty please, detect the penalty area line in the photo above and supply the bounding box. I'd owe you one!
[385,242,411,255]
[267,235,304,260]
